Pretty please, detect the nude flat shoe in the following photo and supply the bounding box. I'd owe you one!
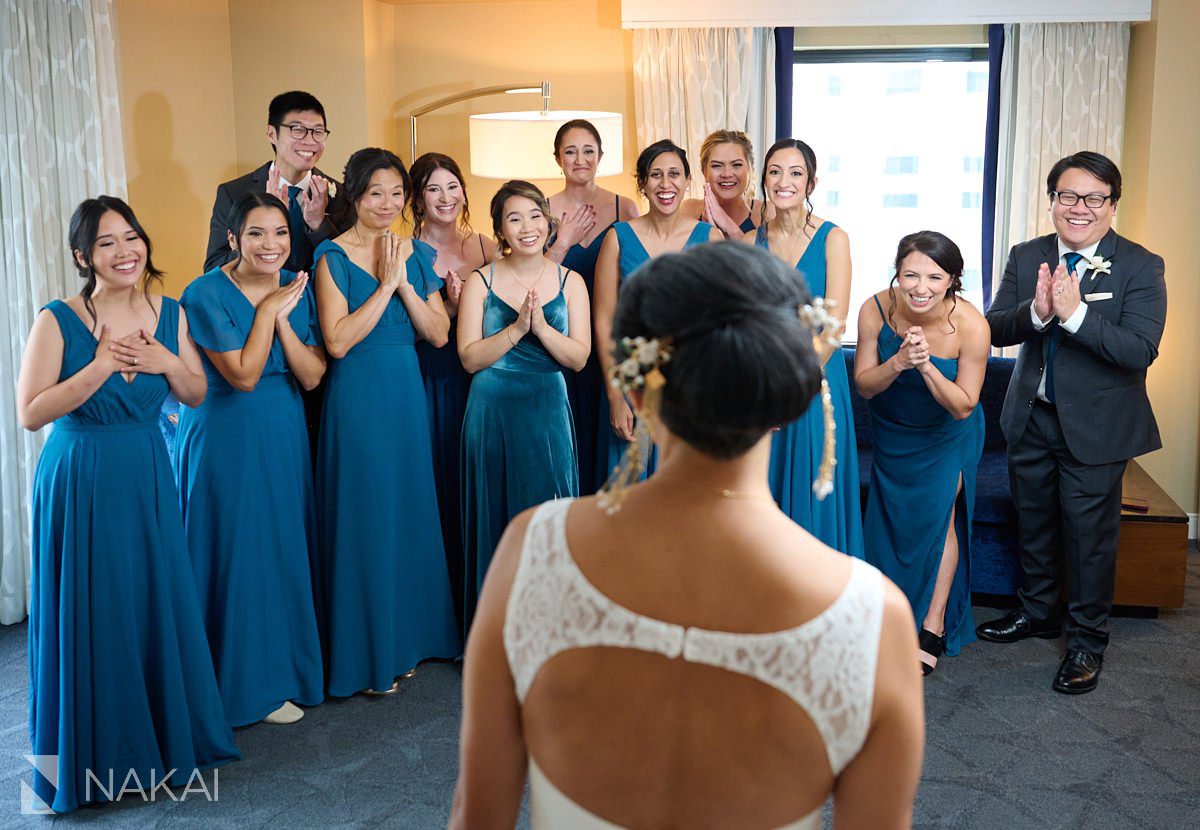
[262,701,304,724]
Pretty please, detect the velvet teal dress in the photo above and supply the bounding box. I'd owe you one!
[314,240,460,694]
[561,198,618,496]
[461,264,579,629]
[594,220,714,491]
[755,221,864,557]
[175,268,325,726]
[863,296,983,655]
[29,299,239,813]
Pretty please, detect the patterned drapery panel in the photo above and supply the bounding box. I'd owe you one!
[632,27,775,200]
[0,0,127,624]
[992,22,1130,306]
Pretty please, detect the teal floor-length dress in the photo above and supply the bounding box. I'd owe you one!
[460,264,579,630]
[863,296,984,655]
[175,268,325,726]
[561,195,618,496]
[594,220,713,491]
[755,221,864,557]
[30,299,239,813]
[315,239,460,694]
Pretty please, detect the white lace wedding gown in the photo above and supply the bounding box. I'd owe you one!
[503,499,886,829]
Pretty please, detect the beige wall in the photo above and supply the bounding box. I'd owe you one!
[115,0,238,297]
[394,0,639,232]
[1122,0,1200,516]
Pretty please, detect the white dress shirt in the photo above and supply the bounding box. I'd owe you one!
[1032,238,1101,400]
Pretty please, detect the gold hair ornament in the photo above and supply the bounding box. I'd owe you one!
[801,298,844,500]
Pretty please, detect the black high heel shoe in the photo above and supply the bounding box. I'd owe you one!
[919,629,946,676]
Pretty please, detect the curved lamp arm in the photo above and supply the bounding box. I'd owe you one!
[410,81,551,163]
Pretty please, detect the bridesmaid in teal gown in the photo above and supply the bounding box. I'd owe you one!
[547,119,639,494]
[854,232,989,674]
[410,153,496,636]
[593,140,720,491]
[314,148,459,694]
[459,180,591,630]
[20,197,238,812]
[747,138,863,557]
[176,192,327,727]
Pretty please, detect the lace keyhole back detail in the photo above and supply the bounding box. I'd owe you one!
[503,499,885,776]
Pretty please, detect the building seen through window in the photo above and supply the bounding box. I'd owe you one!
[794,48,989,339]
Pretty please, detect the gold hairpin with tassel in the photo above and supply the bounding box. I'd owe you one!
[800,298,844,500]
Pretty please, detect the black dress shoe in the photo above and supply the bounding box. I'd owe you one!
[1053,650,1103,694]
[975,610,1061,643]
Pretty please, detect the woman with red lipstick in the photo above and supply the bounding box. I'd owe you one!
[410,152,496,638]
[19,196,238,812]
[746,138,863,557]
[854,231,988,675]
[314,147,460,694]
[458,180,591,631]
[547,120,639,495]
[175,191,327,727]
[681,130,772,239]
[593,140,721,489]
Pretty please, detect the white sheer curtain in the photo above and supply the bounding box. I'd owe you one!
[0,0,127,624]
[632,27,776,199]
[991,21,1130,303]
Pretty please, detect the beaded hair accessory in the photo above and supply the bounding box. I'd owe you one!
[597,301,844,513]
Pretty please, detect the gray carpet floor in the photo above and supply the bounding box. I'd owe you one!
[2,548,1198,829]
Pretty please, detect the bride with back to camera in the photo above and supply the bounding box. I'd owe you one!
[451,242,923,829]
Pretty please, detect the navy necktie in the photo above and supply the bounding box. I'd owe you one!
[1044,251,1084,403]
[287,185,304,239]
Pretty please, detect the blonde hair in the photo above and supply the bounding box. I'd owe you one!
[699,130,756,201]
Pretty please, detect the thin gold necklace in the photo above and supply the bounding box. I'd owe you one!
[714,487,775,503]
[506,257,547,294]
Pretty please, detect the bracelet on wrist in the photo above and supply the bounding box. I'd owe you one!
[506,327,516,346]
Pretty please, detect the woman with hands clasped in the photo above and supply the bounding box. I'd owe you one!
[458,180,590,631]
[313,147,460,696]
[175,190,326,727]
[854,231,988,675]
[18,196,238,812]
[680,129,773,239]
[545,120,639,494]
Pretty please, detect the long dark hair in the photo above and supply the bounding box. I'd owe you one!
[225,191,290,273]
[333,147,410,230]
[886,230,965,333]
[68,196,164,332]
[761,138,818,235]
[409,152,471,239]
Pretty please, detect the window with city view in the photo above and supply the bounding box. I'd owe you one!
[791,49,989,340]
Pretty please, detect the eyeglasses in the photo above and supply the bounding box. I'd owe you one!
[1052,190,1112,208]
[282,123,330,142]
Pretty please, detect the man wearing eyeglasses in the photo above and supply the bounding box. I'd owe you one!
[978,151,1167,694]
[204,90,341,273]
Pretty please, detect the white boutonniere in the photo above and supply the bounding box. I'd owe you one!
[327,180,338,200]
[1087,254,1112,276]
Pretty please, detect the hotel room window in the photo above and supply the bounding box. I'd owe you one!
[793,46,990,339]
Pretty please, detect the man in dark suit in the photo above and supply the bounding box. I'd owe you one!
[978,151,1167,694]
[204,90,340,273]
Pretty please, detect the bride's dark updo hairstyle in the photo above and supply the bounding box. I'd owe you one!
[612,242,823,459]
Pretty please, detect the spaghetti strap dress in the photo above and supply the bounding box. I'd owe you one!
[30,299,239,813]
[863,296,983,655]
[460,264,578,630]
[755,221,864,557]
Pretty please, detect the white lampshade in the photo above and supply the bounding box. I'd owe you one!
[469,110,623,180]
